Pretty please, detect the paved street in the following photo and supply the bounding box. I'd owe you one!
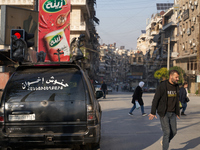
[99,90,200,150]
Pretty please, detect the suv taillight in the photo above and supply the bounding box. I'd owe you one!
[0,116,4,122]
[87,105,95,121]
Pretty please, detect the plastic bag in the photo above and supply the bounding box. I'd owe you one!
[135,101,140,109]
[179,101,182,108]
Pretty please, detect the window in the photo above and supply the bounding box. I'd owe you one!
[187,62,189,70]
[5,68,86,102]
[186,22,188,29]
[191,62,193,70]
[133,57,136,62]
[138,57,142,62]
[189,20,191,28]
[194,62,197,70]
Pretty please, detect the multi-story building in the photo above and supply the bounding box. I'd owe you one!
[70,0,100,82]
[161,7,178,69]
[142,12,164,87]
[0,0,34,10]
[173,0,200,93]
[128,50,145,88]
[98,44,114,85]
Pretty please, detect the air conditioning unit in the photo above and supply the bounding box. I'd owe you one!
[185,5,188,9]
[192,70,196,74]
[180,31,183,35]
[189,40,192,44]
[194,1,198,6]
[190,0,192,4]
[182,6,185,10]
[183,45,185,49]
[183,28,186,32]
[187,28,191,35]
[191,5,194,9]
[193,43,196,47]
[193,17,196,22]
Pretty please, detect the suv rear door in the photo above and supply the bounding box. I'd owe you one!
[3,66,88,134]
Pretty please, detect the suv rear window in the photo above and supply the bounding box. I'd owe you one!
[4,68,86,102]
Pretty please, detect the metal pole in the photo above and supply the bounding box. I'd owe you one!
[167,37,170,70]
[34,0,38,11]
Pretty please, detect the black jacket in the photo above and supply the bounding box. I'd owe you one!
[151,80,180,117]
[132,86,144,106]
[179,87,187,103]
[101,83,107,91]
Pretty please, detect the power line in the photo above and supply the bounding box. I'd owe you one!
[97,6,156,11]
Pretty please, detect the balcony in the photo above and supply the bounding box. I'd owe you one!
[162,22,177,31]
[70,22,90,38]
[98,73,105,77]
[186,70,196,75]
[71,0,90,18]
[150,42,157,47]
[99,62,106,66]
[0,0,33,5]
[151,30,159,36]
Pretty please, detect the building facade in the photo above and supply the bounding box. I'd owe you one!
[173,0,200,93]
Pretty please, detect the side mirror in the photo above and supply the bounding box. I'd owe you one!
[96,90,103,99]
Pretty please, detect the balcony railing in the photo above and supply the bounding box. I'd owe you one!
[0,0,33,5]
[71,0,90,17]
[71,0,86,5]
[162,21,177,31]
[151,30,159,36]
[70,22,90,37]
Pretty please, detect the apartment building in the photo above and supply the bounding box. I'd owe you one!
[0,0,34,9]
[173,0,199,93]
[98,44,117,85]
[143,12,163,87]
[128,50,145,88]
[70,0,100,81]
[162,7,178,69]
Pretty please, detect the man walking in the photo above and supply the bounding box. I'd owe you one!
[148,70,180,150]
[101,81,107,99]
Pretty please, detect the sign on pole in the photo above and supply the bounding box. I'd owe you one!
[38,0,71,62]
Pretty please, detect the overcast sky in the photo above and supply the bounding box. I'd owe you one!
[96,0,175,50]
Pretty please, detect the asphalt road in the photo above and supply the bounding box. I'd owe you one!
[99,91,200,150]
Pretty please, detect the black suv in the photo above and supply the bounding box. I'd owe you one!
[0,63,103,150]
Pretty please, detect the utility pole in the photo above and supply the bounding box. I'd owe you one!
[167,37,170,70]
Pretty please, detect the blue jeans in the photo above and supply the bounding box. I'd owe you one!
[160,112,177,150]
[181,102,187,113]
[129,104,145,114]
[103,90,106,98]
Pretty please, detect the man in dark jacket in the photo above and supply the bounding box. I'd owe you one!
[148,70,180,150]
[101,81,107,99]
[179,82,189,116]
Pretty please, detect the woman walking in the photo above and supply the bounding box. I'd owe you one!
[128,81,147,116]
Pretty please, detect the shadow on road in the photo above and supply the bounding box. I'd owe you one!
[171,137,200,150]
[100,107,163,150]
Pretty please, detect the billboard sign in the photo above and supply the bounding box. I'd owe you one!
[38,0,70,62]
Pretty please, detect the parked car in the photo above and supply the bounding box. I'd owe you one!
[106,85,112,94]
[94,84,101,91]
[0,62,103,150]
[143,87,149,92]
[148,87,156,92]
[131,87,135,92]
